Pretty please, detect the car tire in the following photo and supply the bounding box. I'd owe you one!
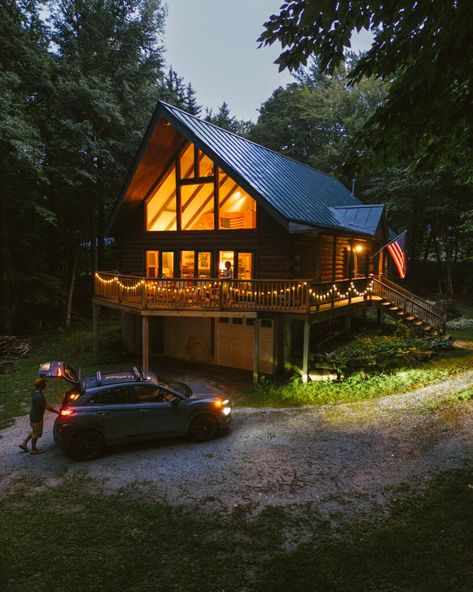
[189,414,218,442]
[68,429,105,461]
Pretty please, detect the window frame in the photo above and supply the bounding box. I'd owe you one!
[145,142,257,232]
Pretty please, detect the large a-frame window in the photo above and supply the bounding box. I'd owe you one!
[145,141,256,231]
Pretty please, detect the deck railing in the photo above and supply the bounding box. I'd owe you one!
[94,272,374,313]
[309,277,373,311]
[372,276,447,333]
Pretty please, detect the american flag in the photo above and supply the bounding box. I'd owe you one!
[387,230,407,279]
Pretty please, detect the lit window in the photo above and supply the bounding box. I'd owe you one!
[180,143,195,179]
[146,251,159,277]
[146,168,177,231]
[199,150,214,177]
[218,170,256,230]
[161,252,174,278]
[197,252,212,278]
[180,251,195,278]
[237,253,253,280]
[219,251,235,278]
[181,184,214,230]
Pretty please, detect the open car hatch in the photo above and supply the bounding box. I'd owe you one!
[38,361,81,386]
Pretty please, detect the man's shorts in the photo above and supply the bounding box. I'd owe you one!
[30,421,44,438]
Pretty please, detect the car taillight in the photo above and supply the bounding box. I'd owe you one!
[59,408,75,417]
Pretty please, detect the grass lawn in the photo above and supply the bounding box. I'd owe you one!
[2,321,473,427]
[1,468,473,592]
[241,334,473,408]
[0,322,132,430]
[2,321,473,591]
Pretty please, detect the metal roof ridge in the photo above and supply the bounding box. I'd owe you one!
[331,204,385,210]
[159,100,354,195]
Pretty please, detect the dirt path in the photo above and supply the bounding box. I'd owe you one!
[1,370,473,525]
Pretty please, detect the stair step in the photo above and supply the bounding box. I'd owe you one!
[388,306,400,311]
[380,301,392,307]
[405,315,415,321]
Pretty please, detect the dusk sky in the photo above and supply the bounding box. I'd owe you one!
[165,0,373,121]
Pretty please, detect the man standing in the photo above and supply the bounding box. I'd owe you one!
[19,377,58,454]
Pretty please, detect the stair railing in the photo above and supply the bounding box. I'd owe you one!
[371,276,447,334]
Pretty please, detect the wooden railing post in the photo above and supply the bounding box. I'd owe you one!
[218,281,224,308]
[142,279,147,309]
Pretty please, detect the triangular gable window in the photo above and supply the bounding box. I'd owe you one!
[146,141,256,231]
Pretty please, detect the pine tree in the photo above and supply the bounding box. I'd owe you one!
[0,0,52,332]
[42,0,168,326]
[205,102,247,134]
[184,82,201,116]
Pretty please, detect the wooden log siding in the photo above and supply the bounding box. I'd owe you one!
[319,235,370,282]
[94,272,375,314]
[256,209,293,279]
[320,235,335,282]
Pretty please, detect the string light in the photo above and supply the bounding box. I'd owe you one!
[95,273,374,309]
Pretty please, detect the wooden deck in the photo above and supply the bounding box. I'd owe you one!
[94,272,375,316]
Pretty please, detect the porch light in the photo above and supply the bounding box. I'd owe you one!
[354,244,364,253]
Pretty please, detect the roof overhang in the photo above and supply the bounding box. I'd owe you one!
[328,205,386,237]
[107,102,288,235]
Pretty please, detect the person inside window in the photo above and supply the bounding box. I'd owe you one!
[220,260,233,279]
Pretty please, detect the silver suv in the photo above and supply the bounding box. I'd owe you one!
[39,361,232,461]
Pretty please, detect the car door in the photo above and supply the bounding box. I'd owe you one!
[89,386,140,443]
[131,384,186,436]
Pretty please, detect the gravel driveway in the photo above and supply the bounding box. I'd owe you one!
[1,370,473,525]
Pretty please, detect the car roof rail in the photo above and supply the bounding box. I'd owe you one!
[96,371,102,386]
[132,366,143,381]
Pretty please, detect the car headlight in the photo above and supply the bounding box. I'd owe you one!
[222,406,231,416]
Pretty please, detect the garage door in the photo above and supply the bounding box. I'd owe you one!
[215,318,274,374]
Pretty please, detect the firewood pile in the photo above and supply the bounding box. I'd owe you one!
[0,336,31,358]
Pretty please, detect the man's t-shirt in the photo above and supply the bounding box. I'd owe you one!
[29,389,47,422]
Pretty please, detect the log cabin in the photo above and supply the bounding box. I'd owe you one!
[95,101,445,382]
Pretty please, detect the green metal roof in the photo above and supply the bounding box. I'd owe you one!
[159,102,383,235]
[108,101,385,236]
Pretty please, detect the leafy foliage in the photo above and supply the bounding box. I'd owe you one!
[259,1,473,173]
[248,57,385,174]
[0,0,199,332]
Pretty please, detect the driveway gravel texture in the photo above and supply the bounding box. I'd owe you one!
[1,368,473,529]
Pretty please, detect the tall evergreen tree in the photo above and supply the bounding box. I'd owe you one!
[184,82,201,116]
[0,0,52,332]
[42,0,168,326]
[205,102,250,135]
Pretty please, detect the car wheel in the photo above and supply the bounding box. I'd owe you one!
[189,414,218,442]
[68,430,105,461]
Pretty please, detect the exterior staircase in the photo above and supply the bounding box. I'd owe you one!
[371,276,447,336]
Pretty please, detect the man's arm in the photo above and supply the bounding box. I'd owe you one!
[46,403,59,414]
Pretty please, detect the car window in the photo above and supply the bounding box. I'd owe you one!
[155,387,178,403]
[130,385,162,403]
[93,387,131,405]
[131,385,179,403]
